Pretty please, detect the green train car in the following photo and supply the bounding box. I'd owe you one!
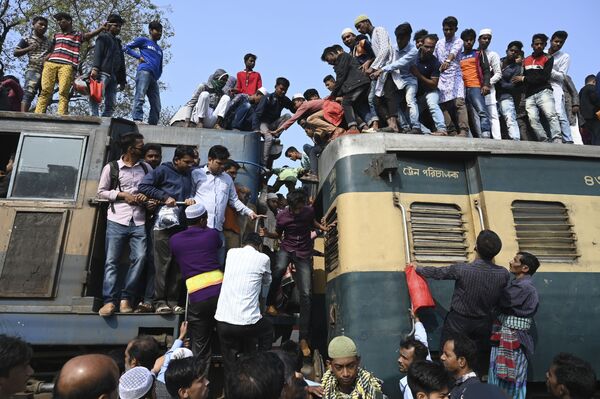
[316,133,600,397]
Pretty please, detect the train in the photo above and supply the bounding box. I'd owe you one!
[316,133,600,397]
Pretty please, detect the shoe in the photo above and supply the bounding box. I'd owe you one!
[134,302,154,313]
[214,123,224,130]
[552,137,563,143]
[299,339,311,357]
[172,305,185,314]
[156,305,172,314]
[99,303,116,317]
[378,126,395,132]
[120,299,133,313]
[409,128,423,135]
[362,127,377,133]
[266,305,278,316]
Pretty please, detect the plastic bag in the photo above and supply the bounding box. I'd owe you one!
[405,263,435,313]
[89,78,103,103]
[154,205,180,230]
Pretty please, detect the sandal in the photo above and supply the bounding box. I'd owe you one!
[172,306,185,314]
[156,305,172,314]
[134,302,154,313]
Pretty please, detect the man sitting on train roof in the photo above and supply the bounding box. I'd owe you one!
[412,229,510,376]
[0,335,34,399]
[169,69,232,129]
[307,335,385,399]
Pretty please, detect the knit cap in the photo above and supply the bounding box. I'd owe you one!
[328,336,358,359]
[354,15,369,26]
[341,28,354,38]
[119,367,154,399]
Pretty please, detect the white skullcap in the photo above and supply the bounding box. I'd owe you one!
[119,367,154,399]
[479,28,492,36]
[341,28,354,38]
[185,203,207,219]
[292,93,305,101]
[257,87,267,96]
[171,348,193,360]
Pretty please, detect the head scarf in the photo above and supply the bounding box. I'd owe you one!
[207,68,228,91]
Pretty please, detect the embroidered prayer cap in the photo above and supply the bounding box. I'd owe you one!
[354,14,369,26]
[292,93,305,101]
[341,28,355,38]
[461,383,507,399]
[119,367,154,399]
[171,348,194,360]
[257,87,267,96]
[328,336,358,359]
[185,203,207,219]
[479,28,493,37]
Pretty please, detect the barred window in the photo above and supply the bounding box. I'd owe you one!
[324,208,339,272]
[512,200,579,263]
[409,202,469,266]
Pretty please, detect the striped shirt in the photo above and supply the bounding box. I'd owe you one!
[215,245,271,325]
[48,31,84,66]
[17,34,51,72]
[417,259,510,318]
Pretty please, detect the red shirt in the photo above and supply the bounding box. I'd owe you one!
[236,70,262,95]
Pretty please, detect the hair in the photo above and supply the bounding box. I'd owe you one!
[476,229,502,260]
[423,34,438,43]
[585,74,597,85]
[552,353,597,399]
[331,44,343,53]
[323,74,335,83]
[225,352,285,399]
[400,338,429,363]
[532,33,549,43]
[148,20,162,31]
[33,16,48,24]
[285,146,299,157]
[281,340,303,373]
[208,144,230,161]
[243,232,263,248]
[119,132,144,154]
[173,145,196,161]
[244,53,257,62]
[142,143,161,157]
[414,29,428,42]
[516,251,540,275]
[287,189,308,208]
[407,361,450,397]
[551,30,568,41]
[394,22,413,38]
[444,335,477,370]
[277,193,285,200]
[507,40,523,50]
[460,28,476,41]
[223,159,240,171]
[165,356,208,398]
[269,350,297,385]
[321,46,333,61]
[275,77,290,88]
[0,335,33,378]
[303,88,319,100]
[442,16,458,28]
[127,336,160,370]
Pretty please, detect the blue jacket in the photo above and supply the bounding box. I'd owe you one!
[138,162,192,203]
[123,37,163,80]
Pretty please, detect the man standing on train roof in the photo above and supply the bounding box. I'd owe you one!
[412,229,510,376]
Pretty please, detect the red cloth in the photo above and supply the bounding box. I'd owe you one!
[236,70,262,95]
[323,100,343,126]
[0,78,24,111]
[405,264,435,313]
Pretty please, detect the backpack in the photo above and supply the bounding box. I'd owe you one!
[107,160,149,213]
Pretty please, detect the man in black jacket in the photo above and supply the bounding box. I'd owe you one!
[579,74,600,145]
[321,45,370,134]
[89,14,126,117]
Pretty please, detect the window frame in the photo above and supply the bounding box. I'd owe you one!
[7,132,88,202]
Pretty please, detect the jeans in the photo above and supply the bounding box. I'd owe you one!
[440,97,470,135]
[217,230,226,266]
[90,73,117,117]
[525,89,562,141]
[465,87,491,137]
[260,114,291,166]
[365,79,379,125]
[217,318,273,376]
[268,250,312,340]
[342,85,370,127]
[153,227,183,308]
[552,87,573,142]
[498,97,521,140]
[303,143,321,174]
[102,220,147,305]
[397,84,420,130]
[232,100,254,130]
[375,75,400,119]
[141,222,155,304]
[418,90,446,132]
[132,70,161,125]
[22,68,42,106]
[187,296,218,364]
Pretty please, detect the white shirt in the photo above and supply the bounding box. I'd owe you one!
[550,50,571,95]
[215,245,271,325]
[484,50,502,105]
[192,166,252,231]
[399,321,431,399]
[370,26,394,96]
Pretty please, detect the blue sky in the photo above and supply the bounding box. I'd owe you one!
[156,0,598,170]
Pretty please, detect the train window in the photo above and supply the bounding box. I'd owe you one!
[324,208,339,272]
[512,200,579,263]
[8,134,87,201]
[409,202,469,266]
